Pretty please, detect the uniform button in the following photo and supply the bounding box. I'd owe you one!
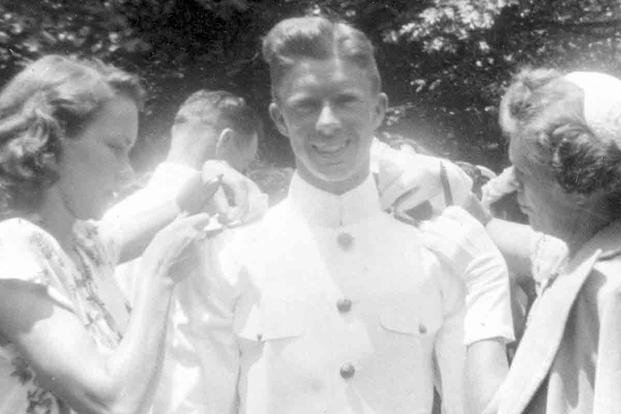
[336,298,352,313]
[418,323,427,334]
[339,363,355,379]
[337,232,354,249]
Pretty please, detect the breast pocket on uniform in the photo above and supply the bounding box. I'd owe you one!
[234,297,306,343]
[379,306,440,338]
[261,298,306,341]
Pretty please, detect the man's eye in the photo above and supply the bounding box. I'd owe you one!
[336,95,359,106]
[292,100,318,113]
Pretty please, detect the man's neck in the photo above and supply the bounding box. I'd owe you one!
[287,170,381,227]
[296,167,370,196]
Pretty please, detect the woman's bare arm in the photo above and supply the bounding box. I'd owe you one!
[0,213,209,414]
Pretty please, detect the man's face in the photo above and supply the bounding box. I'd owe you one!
[270,58,386,194]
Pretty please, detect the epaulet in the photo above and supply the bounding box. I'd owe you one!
[598,248,621,261]
[390,201,436,226]
[392,211,420,227]
[391,206,476,277]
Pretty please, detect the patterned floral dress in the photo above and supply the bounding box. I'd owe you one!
[0,218,130,414]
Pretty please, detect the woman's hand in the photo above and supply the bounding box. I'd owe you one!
[175,173,223,215]
[140,212,212,284]
[480,166,519,209]
[201,160,268,225]
[374,142,443,213]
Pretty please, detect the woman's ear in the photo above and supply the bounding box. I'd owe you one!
[269,102,289,137]
[573,187,608,210]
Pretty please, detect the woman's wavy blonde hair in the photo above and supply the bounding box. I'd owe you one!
[0,55,144,216]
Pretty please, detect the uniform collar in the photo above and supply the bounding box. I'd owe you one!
[287,172,382,227]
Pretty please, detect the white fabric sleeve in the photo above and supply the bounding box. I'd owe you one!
[106,161,198,221]
[424,247,466,414]
[434,307,467,414]
[421,206,515,345]
[150,230,242,414]
[100,162,199,247]
[0,219,75,311]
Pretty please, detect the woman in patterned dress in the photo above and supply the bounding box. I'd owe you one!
[0,55,211,413]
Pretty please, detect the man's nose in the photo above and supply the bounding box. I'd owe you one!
[315,104,341,135]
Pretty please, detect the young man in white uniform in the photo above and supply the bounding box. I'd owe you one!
[149,16,514,414]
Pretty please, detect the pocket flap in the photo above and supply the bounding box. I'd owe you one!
[234,298,305,341]
[261,298,305,340]
[380,307,427,336]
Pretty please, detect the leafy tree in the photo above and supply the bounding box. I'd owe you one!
[1,0,619,173]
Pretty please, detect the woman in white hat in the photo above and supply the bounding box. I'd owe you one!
[485,68,621,414]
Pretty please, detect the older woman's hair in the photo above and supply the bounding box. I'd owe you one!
[0,55,144,215]
[499,68,621,204]
[262,16,381,99]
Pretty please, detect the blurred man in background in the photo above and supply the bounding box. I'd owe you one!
[108,89,265,301]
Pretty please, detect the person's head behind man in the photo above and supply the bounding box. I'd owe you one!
[263,16,387,194]
[169,90,262,173]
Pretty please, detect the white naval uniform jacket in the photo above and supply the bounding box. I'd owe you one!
[154,173,467,414]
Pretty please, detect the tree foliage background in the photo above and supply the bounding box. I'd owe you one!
[1,0,620,172]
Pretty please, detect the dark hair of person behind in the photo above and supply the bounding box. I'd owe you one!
[500,68,621,211]
[173,89,263,146]
[262,16,381,100]
[0,54,144,217]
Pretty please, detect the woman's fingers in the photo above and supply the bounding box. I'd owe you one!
[201,159,267,224]
[176,174,223,214]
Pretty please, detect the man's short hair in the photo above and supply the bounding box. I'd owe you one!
[262,16,381,100]
[173,90,263,145]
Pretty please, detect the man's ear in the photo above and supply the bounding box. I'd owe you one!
[269,102,289,137]
[372,92,388,130]
[215,127,235,157]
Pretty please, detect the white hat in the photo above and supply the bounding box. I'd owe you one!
[564,71,621,146]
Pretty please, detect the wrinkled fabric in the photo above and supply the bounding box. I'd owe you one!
[0,218,128,414]
[486,219,621,414]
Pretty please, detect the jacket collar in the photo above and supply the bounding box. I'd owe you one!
[286,172,382,228]
[565,218,621,272]
[492,218,621,414]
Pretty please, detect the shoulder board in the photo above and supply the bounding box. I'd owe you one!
[393,211,420,227]
[598,248,621,261]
